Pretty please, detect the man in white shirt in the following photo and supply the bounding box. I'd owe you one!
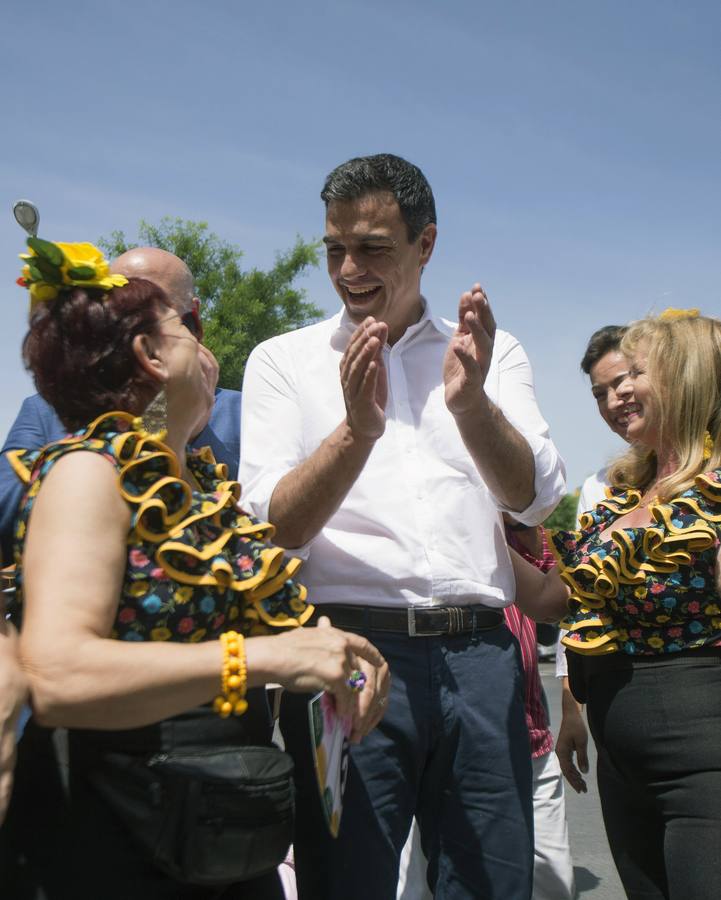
[240,154,566,900]
[555,325,629,794]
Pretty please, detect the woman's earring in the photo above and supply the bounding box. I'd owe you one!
[141,388,168,438]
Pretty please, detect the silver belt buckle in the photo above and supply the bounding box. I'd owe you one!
[407,607,444,637]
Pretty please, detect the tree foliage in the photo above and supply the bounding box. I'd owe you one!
[99,218,323,389]
[544,492,579,532]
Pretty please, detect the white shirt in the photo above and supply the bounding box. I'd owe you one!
[555,466,611,677]
[239,303,566,610]
[577,466,610,519]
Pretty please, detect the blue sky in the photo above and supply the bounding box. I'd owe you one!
[1,0,719,490]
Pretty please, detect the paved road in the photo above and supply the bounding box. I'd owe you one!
[540,661,625,899]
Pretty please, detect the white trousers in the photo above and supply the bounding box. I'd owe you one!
[397,751,576,900]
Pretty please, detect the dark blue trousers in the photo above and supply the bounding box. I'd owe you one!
[281,622,534,900]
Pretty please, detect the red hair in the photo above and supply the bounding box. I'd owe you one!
[22,277,172,430]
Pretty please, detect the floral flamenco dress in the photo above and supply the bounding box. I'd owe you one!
[7,411,314,897]
[551,469,721,899]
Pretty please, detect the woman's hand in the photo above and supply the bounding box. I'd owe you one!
[555,677,589,794]
[256,617,390,729]
[0,623,28,825]
[510,548,569,622]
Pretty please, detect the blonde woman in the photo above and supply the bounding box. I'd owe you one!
[514,310,721,900]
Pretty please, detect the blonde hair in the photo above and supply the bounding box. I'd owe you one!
[607,312,721,500]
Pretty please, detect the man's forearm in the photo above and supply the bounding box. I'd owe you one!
[453,395,535,511]
[268,420,376,549]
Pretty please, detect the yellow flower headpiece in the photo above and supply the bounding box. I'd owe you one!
[658,307,700,321]
[17,237,128,310]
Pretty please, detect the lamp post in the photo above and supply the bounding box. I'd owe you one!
[13,200,40,237]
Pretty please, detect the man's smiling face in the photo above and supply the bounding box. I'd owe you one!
[324,191,436,344]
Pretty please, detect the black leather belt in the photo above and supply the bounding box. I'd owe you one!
[313,603,504,637]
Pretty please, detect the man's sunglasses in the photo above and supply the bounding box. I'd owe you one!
[180,309,203,340]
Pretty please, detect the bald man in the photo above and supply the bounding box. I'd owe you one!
[0,247,241,899]
[0,247,241,560]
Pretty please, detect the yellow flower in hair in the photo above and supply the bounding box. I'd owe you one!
[56,242,127,290]
[658,307,700,321]
[18,236,127,309]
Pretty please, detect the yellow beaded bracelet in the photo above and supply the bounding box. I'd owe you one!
[213,630,248,718]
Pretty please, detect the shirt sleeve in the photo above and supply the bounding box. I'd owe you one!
[491,332,567,526]
[577,478,594,525]
[555,629,569,677]
[239,338,307,539]
[0,396,61,564]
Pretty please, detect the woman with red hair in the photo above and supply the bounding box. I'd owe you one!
[8,238,388,899]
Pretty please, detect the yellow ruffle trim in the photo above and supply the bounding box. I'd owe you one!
[554,472,721,656]
[12,411,313,632]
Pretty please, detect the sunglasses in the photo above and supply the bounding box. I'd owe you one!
[180,309,203,340]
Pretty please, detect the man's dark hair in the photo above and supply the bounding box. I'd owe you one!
[321,153,436,243]
[580,325,628,375]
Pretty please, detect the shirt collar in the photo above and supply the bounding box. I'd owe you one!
[330,297,455,350]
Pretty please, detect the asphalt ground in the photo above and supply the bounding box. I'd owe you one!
[540,660,625,899]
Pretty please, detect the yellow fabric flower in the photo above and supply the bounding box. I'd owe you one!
[189,628,207,643]
[634,586,648,599]
[658,307,700,320]
[129,581,150,597]
[18,237,128,310]
[647,636,665,649]
[173,586,194,604]
[703,432,714,462]
[151,627,172,641]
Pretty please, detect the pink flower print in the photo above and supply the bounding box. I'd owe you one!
[178,617,195,634]
[150,567,168,580]
[213,614,226,630]
[667,627,682,638]
[129,549,151,568]
[650,583,665,594]
[688,601,701,613]
[118,607,136,624]
[629,629,642,639]
[625,604,639,615]
[239,556,254,571]
[643,602,655,613]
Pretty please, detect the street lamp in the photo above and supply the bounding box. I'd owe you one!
[13,199,40,237]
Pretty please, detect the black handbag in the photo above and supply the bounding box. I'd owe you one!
[89,743,295,886]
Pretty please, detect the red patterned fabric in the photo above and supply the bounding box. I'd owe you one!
[505,528,555,758]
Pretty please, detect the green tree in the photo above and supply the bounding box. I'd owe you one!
[99,218,323,389]
[544,492,579,532]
